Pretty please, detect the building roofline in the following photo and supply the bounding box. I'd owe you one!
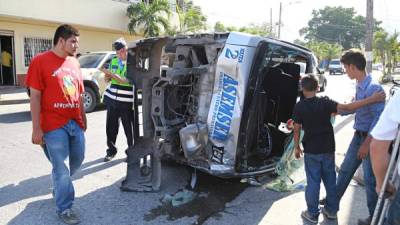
[0,15,131,35]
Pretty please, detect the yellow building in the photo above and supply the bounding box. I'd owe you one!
[0,0,142,86]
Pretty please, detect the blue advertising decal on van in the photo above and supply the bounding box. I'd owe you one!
[225,48,245,63]
[210,72,239,141]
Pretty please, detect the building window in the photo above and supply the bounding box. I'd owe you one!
[24,37,52,67]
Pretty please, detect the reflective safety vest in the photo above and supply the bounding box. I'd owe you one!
[103,57,134,104]
[109,57,131,87]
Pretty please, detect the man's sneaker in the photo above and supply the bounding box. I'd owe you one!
[357,216,371,225]
[58,208,80,225]
[301,210,318,224]
[104,154,116,162]
[321,207,337,220]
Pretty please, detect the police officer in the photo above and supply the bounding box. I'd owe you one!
[101,38,134,162]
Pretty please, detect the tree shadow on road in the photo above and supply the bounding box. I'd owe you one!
[0,158,124,208]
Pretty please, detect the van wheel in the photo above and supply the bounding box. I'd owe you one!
[83,86,97,113]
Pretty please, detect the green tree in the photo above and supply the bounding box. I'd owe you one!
[305,41,342,63]
[372,31,400,79]
[214,21,225,32]
[226,26,238,32]
[238,23,272,37]
[373,30,388,74]
[213,21,274,37]
[300,6,381,49]
[293,39,306,46]
[175,0,207,34]
[127,0,170,37]
[386,33,399,74]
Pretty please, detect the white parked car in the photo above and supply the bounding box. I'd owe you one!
[79,51,116,112]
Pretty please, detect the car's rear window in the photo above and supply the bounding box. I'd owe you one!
[79,53,106,68]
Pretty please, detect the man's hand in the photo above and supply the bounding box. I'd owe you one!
[100,68,112,82]
[358,139,369,159]
[370,91,386,103]
[32,127,44,145]
[104,75,111,82]
[83,118,87,132]
[100,67,111,75]
[295,146,303,159]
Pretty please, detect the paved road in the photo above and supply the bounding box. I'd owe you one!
[0,73,393,225]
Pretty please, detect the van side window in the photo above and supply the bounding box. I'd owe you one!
[260,43,308,74]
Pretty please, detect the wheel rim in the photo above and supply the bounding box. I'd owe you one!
[83,91,93,110]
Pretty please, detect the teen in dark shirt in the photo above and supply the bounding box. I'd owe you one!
[293,74,385,224]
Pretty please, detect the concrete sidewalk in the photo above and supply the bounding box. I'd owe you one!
[0,86,29,105]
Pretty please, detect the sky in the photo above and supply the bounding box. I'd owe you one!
[192,0,400,42]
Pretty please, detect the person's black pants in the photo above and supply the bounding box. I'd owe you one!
[2,66,13,85]
[106,105,134,156]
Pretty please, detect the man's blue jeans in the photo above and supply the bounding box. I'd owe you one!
[304,153,339,217]
[42,120,85,213]
[336,132,378,216]
[384,189,400,225]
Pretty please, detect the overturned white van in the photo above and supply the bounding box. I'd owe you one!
[121,32,321,191]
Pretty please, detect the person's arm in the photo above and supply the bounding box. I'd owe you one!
[100,68,129,84]
[80,94,87,131]
[337,90,385,111]
[370,138,392,193]
[357,135,373,159]
[357,87,387,159]
[294,122,303,159]
[30,88,44,145]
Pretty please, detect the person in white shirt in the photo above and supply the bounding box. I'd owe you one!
[370,90,400,225]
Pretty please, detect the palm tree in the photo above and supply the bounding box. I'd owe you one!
[127,0,171,37]
[175,0,207,34]
[386,33,399,74]
[373,30,388,75]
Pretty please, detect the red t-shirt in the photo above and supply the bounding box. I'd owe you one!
[26,51,85,132]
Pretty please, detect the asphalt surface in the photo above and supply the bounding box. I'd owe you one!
[0,73,395,225]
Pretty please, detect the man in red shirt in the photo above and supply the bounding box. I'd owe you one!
[26,24,86,225]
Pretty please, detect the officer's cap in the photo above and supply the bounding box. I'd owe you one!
[113,38,127,51]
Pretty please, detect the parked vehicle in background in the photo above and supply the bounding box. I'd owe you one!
[79,51,116,112]
[328,59,344,75]
[296,62,327,92]
[372,63,383,71]
[121,32,326,191]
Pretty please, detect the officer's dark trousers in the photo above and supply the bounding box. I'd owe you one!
[106,104,134,156]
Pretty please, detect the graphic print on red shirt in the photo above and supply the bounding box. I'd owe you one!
[26,51,85,132]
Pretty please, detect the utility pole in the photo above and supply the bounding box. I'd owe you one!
[366,0,373,73]
[278,2,282,39]
[270,8,273,35]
